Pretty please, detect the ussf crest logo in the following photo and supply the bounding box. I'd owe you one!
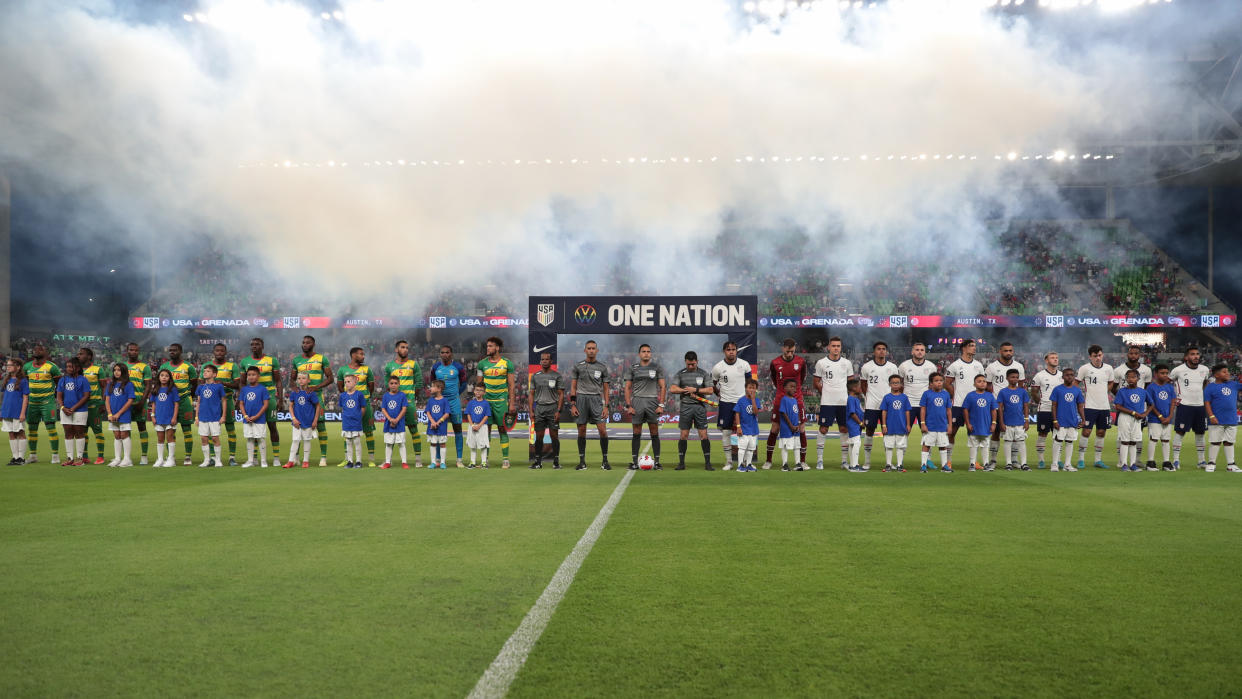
[573,304,597,326]
[537,304,555,327]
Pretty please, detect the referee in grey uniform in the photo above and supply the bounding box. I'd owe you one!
[571,340,611,470]
[529,351,564,469]
[671,351,715,471]
[624,343,666,470]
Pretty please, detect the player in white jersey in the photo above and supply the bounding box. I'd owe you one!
[1169,346,1212,468]
[1029,352,1061,468]
[1076,344,1116,469]
[813,336,855,470]
[1112,345,1152,389]
[984,341,1025,468]
[859,341,900,468]
[711,340,753,470]
[898,342,936,433]
[945,340,985,463]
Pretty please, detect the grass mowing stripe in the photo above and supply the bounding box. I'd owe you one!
[469,469,635,699]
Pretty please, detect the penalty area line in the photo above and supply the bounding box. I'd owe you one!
[467,469,635,699]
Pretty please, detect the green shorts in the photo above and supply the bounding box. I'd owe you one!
[131,399,148,427]
[26,401,57,426]
[177,396,195,427]
[87,400,104,428]
[489,401,510,428]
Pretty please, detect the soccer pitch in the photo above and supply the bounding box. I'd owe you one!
[2,424,1240,697]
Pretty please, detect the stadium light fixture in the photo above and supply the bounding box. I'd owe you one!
[1053,149,1067,162]
[182,13,194,22]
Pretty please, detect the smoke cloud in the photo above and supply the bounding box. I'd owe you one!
[0,0,1232,311]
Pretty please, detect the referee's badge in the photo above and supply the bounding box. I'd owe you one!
[695,377,703,385]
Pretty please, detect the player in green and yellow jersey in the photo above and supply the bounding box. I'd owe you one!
[159,343,199,465]
[384,339,426,468]
[239,337,283,467]
[203,342,241,466]
[23,344,61,463]
[124,342,153,465]
[475,336,517,468]
[291,335,333,466]
[336,346,376,467]
[77,347,107,464]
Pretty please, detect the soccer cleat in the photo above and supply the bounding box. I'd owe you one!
[1019,465,1031,471]
[457,460,465,469]
[1226,465,1241,472]
[552,462,562,470]
[260,462,268,468]
[301,461,309,468]
[93,456,105,465]
[1206,465,1217,473]
[119,460,132,467]
[601,461,611,471]
[1003,464,1014,471]
[848,466,865,472]
[184,457,192,466]
[285,461,297,469]
[983,464,996,472]
[1146,460,1157,471]
[281,462,293,469]
[675,464,686,471]
[1077,459,1085,470]
[723,464,732,471]
[941,465,953,473]
[108,457,120,467]
[49,454,59,464]
[576,463,588,471]
[1119,465,1130,472]
[1198,461,1208,470]
[815,464,824,471]
[230,457,238,467]
[203,461,215,468]
[627,462,638,471]
[972,462,983,471]
[318,457,327,467]
[1038,460,1046,469]
[380,463,391,469]
[337,460,349,468]
[1093,461,1109,469]
[215,459,223,468]
[1172,459,1180,470]
[240,461,253,468]
[781,464,791,471]
[704,464,715,471]
[401,463,409,469]
[415,460,424,469]
[439,463,447,469]
[762,461,772,470]
[367,460,377,468]
[794,464,810,471]
[1064,465,1079,472]
[503,460,511,469]
[151,458,163,468]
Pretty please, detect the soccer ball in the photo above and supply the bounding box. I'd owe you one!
[638,454,655,470]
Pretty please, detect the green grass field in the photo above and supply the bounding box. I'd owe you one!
[2,423,1240,697]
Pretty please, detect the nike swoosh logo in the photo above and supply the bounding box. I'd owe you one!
[533,345,554,353]
[735,344,752,353]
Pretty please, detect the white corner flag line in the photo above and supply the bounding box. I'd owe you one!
[468,469,635,699]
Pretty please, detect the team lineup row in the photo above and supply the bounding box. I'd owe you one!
[1,335,1239,473]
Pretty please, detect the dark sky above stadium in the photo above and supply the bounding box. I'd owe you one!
[2,0,1241,328]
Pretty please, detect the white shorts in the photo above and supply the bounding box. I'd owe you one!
[1209,424,1237,443]
[778,436,799,450]
[341,430,362,439]
[242,422,267,439]
[1003,425,1027,441]
[155,423,176,432]
[197,421,221,437]
[1116,414,1143,443]
[883,434,908,449]
[967,434,990,449]
[467,426,491,449]
[1147,421,1172,440]
[1055,427,1079,442]
[383,431,405,445]
[921,431,949,448]
[291,427,317,441]
[2,419,24,432]
[737,434,758,453]
[60,411,87,426]
[426,433,447,445]
[109,421,133,433]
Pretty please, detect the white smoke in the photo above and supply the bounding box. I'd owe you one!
[0,0,1220,308]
